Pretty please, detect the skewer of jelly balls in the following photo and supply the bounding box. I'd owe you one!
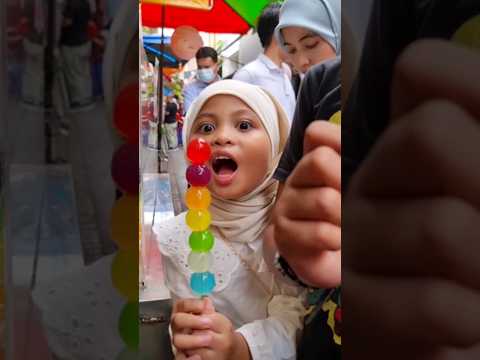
[185,138,216,296]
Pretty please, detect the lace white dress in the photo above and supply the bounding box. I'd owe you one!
[154,213,306,360]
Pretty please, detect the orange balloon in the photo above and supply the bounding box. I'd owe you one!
[171,26,203,60]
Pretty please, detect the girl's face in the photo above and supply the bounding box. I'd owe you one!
[281,26,336,74]
[189,95,271,200]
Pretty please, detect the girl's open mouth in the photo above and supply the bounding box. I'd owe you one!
[212,156,238,186]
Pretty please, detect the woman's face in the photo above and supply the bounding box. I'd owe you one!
[189,95,271,200]
[281,26,336,73]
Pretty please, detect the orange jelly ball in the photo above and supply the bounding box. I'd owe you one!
[185,187,211,210]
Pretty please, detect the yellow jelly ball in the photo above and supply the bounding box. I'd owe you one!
[186,209,211,232]
[452,15,480,50]
[185,187,211,210]
[111,195,139,250]
[111,250,139,301]
[329,111,341,125]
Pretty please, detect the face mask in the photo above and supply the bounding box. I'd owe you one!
[197,68,216,83]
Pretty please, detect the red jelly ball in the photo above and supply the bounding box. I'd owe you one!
[186,165,211,187]
[187,139,211,165]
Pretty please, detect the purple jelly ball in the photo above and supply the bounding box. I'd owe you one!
[186,164,211,186]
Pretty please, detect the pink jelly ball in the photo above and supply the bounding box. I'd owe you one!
[186,165,211,187]
[187,139,211,165]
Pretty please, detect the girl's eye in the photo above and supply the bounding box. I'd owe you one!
[199,123,215,133]
[286,46,296,55]
[238,121,252,131]
[305,41,319,50]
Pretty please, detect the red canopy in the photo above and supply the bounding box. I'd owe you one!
[141,1,251,34]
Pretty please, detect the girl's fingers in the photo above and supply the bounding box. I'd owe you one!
[171,313,212,333]
[174,299,207,315]
[278,186,341,224]
[172,332,213,351]
[344,271,480,348]
[344,196,480,288]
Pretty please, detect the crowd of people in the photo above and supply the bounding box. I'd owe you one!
[6,0,112,109]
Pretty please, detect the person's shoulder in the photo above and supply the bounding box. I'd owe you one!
[305,58,341,87]
[302,58,341,117]
[233,61,259,81]
[184,79,201,90]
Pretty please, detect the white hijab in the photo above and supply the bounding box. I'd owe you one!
[183,80,289,244]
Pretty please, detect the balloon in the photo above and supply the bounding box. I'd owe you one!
[171,26,203,61]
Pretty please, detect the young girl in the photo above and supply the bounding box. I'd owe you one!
[275,0,340,74]
[153,80,305,360]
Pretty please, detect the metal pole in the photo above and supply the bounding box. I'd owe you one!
[157,4,166,173]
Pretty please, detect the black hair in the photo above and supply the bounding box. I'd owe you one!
[195,46,218,63]
[257,3,282,49]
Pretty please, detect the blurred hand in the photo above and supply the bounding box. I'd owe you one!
[274,121,341,287]
[344,40,480,359]
[172,298,247,360]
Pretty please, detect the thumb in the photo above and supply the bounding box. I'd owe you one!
[202,297,215,314]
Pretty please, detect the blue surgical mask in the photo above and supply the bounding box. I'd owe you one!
[197,68,216,83]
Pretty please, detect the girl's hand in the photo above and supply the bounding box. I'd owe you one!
[172,298,250,360]
[273,121,341,288]
[344,40,480,358]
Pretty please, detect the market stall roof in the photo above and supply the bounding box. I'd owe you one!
[141,0,274,34]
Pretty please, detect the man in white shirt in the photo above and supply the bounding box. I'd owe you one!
[234,3,296,124]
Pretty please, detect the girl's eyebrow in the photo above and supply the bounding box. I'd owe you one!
[231,109,256,117]
[196,112,217,120]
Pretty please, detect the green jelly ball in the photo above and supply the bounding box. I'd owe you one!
[189,231,214,252]
[119,302,139,350]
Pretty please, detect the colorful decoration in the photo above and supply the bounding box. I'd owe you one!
[185,139,216,296]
